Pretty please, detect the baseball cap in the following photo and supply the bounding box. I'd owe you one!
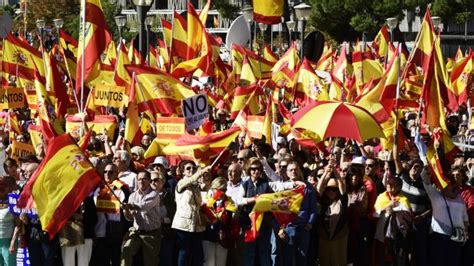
[351,156,366,165]
[151,156,169,169]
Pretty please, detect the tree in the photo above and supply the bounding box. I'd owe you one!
[309,0,430,42]
[431,0,474,24]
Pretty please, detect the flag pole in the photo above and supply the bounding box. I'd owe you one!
[80,0,86,113]
[167,4,175,71]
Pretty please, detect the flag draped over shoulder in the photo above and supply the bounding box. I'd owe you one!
[76,0,112,91]
[245,186,304,242]
[253,0,285,25]
[18,134,102,239]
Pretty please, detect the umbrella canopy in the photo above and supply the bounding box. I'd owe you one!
[291,101,385,142]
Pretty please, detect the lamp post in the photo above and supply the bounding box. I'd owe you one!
[36,19,46,47]
[258,23,267,52]
[242,4,254,50]
[145,15,154,66]
[386,17,398,43]
[286,19,296,45]
[294,2,311,60]
[115,15,127,41]
[132,0,154,64]
[431,16,442,33]
[53,18,63,45]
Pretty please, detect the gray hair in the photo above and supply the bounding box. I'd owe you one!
[116,150,131,167]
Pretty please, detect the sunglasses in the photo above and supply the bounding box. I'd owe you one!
[326,187,338,192]
[237,157,245,161]
[250,167,262,171]
[279,164,287,168]
[113,157,121,161]
[365,164,375,168]
[151,179,161,183]
[104,170,116,174]
[185,166,196,171]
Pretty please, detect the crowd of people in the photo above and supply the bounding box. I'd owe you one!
[0,104,472,266]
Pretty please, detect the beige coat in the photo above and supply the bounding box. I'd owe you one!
[171,173,206,233]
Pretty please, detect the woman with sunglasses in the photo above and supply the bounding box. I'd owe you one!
[237,157,298,266]
[172,160,211,266]
[316,162,348,266]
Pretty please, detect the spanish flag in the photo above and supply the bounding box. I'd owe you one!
[17,134,102,239]
[76,0,112,92]
[245,186,304,242]
[125,65,196,116]
[293,58,329,104]
[253,0,285,25]
[145,127,240,161]
[371,25,390,58]
[449,52,472,108]
[171,11,189,60]
[2,33,45,87]
[406,8,435,70]
[124,73,143,146]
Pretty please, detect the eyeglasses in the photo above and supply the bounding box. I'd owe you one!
[237,157,245,161]
[151,179,161,183]
[250,167,262,171]
[366,164,375,168]
[185,166,196,171]
[279,164,287,168]
[104,170,116,174]
[113,157,121,161]
[326,187,338,192]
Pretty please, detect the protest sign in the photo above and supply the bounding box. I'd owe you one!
[11,141,36,161]
[182,94,209,131]
[0,87,25,109]
[94,84,127,108]
[66,115,117,139]
[155,117,185,140]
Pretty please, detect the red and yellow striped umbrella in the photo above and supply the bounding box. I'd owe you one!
[291,101,384,142]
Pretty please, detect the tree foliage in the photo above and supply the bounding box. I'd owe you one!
[10,0,122,42]
[211,0,240,20]
[309,0,436,42]
[431,0,474,24]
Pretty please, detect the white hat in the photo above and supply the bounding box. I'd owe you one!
[351,156,366,165]
[152,156,169,169]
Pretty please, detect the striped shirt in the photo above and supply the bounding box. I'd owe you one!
[128,188,161,231]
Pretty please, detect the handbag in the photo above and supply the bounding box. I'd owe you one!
[443,197,466,243]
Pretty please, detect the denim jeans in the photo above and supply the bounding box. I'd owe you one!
[176,230,204,266]
[243,225,272,266]
[279,226,311,266]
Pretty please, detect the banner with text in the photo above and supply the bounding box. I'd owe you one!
[182,94,209,131]
[155,117,185,140]
[94,84,128,108]
[0,87,26,109]
[11,141,36,161]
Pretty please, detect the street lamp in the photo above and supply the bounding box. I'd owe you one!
[431,16,442,33]
[258,22,267,51]
[115,15,127,41]
[36,19,46,47]
[286,19,296,45]
[132,0,154,63]
[145,15,154,66]
[53,18,63,45]
[294,2,311,59]
[386,17,398,42]
[242,4,254,50]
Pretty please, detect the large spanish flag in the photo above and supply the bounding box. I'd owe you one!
[126,65,196,116]
[18,134,102,239]
[2,33,45,87]
[253,0,285,25]
[76,0,112,91]
[145,127,240,162]
[124,73,142,146]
